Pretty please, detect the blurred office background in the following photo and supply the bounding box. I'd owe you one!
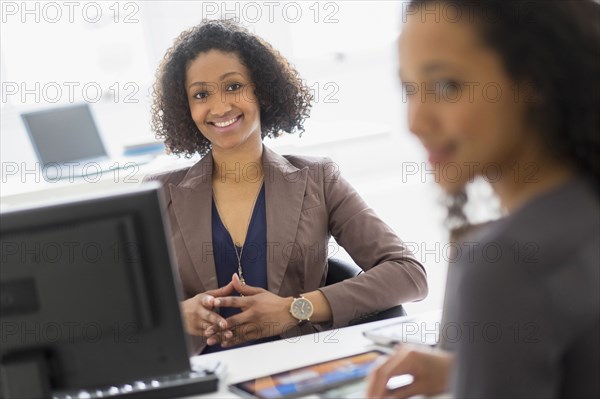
[1,1,499,314]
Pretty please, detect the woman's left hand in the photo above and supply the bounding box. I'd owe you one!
[206,273,297,347]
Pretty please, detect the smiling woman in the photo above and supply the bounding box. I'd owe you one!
[144,20,428,356]
[151,20,311,157]
[186,50,263,156]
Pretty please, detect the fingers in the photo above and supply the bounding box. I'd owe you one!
[181,294,229,337]
[198,300,227,328]
[192,310,226,336]
[200,276,269,347]
[224,310,254,330]
[220,323,260,347]
[366,347,413,398]
[214,295,247,309]
[207,310,258,347]
[231,273,265,295]
[384,381,423,399]
[210,275,265,309]
[206,329,233,346]
[206,317,257,346]
[206,280,236,298]
[201,294,216,309]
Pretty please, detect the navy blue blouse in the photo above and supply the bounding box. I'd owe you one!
[203,183,272,354]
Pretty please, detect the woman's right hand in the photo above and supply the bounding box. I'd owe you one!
[180,281,235,339]
[366,345,453,399]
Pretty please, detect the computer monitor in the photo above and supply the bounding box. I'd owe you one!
[0,183,212,398]
[21,103,108,167]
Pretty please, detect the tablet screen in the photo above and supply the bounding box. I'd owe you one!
[229,350,387,399]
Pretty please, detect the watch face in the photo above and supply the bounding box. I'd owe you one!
[291,298,313,320]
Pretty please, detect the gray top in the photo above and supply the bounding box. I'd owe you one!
[443,177,599,398]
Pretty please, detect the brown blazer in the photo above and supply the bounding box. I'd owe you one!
[144,145,428,354]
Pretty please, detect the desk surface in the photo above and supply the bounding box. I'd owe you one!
[189,311,441,398]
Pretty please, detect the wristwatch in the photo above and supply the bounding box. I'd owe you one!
[289,296,314,325]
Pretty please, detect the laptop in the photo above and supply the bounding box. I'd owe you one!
[362,310,443,347]
[21,104,152,179]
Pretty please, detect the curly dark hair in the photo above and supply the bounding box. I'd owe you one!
[151,19,313,157]
[409,0,600,231]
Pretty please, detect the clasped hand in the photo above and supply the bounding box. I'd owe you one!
[181,273,297,347]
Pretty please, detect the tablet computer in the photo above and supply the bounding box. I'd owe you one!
[228,350,387,399]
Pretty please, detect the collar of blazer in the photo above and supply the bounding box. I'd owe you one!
[168,144,310,295]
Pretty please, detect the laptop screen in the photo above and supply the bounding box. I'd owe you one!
[21,104,107,166]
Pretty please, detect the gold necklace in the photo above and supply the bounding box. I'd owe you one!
[213,178,264,286]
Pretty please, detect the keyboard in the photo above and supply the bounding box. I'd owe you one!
[51,362,221,399]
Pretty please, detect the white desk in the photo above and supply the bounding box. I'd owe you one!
[188,311,444,398]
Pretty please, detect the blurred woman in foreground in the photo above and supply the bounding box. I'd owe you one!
[368,1,599,397]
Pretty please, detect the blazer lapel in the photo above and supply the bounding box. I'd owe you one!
[169,153,218,291]
[263,146,308,295]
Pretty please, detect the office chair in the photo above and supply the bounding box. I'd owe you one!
[325,257,407,326]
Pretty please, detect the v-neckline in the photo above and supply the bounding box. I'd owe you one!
[213,182,264,250]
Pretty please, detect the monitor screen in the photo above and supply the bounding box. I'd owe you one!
[21,104,107,166]
[0,183,191,398]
